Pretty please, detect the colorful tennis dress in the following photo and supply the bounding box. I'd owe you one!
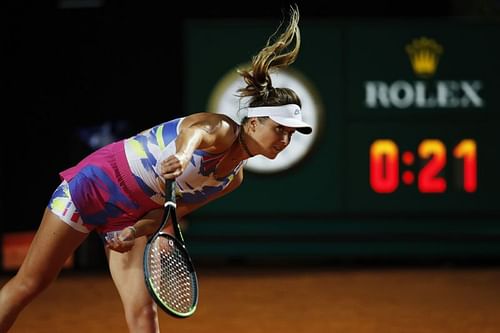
[48,118,243,234]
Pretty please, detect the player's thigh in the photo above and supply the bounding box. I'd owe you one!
[107,237,153,306]
[18,208,89,280]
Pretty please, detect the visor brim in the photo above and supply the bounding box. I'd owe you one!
[269,116,313,135]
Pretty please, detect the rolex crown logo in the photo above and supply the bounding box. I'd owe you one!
[405,37,443,78]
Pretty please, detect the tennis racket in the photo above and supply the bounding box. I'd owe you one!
[143,179,198,318]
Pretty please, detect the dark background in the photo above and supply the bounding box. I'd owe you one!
[2,0,500,247]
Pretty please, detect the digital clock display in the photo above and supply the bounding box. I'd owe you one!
[370,138,477,194]
[345,122,499,214]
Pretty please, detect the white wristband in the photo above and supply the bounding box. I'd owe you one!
[127,226,137,238]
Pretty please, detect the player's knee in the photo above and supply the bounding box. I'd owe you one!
[125,301,158,332]
[12,274,53,302]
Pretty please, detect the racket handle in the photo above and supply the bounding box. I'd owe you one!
[165,179,176,203]
[164,179,184,243]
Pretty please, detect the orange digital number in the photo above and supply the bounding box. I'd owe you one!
[369,138,477,194]
[453,139,477,192]
[418,139,447,193]
[370,139,399,193]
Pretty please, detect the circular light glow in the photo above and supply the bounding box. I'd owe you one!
[208,66,323,174]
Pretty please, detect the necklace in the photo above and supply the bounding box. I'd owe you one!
[239,127,254,158]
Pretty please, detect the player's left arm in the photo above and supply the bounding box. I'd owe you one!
[105,210,163,252]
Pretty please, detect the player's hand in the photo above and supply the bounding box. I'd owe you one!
[106,226,136,253]
[160,153,189,179]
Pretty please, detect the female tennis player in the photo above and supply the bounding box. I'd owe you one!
[0,5,311,333]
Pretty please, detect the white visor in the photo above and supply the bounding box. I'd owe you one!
[246,104,312,134]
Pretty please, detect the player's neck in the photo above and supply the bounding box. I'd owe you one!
[238,127,254,159]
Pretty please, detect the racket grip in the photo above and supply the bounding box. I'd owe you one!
[165,179,176,203]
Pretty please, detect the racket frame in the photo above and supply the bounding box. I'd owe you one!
[143,179,198,318]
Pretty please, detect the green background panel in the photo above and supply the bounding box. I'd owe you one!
[185,217,500,258]
[183,19,500,259]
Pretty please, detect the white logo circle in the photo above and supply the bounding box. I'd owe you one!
[208,66,323,174]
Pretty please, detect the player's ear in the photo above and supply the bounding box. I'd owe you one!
[249,118,258,132]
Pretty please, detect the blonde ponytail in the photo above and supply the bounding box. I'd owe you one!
[237,5,302,108]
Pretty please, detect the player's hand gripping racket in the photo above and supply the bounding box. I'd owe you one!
[143,179,198,318]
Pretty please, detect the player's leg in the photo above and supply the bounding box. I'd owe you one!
[107,236,159,333]
[0,208,89,332]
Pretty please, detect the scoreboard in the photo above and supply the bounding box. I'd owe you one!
[183,19,500,259]
[344,24,500,215]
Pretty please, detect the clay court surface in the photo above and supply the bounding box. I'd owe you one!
[0,267,500,333]
[3,265,500,333]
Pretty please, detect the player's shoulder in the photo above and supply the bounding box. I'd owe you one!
[183,112,238,134]
[187,112,236,124]
[182,113,239,152]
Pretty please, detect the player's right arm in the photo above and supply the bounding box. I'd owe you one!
[159,113,237,179]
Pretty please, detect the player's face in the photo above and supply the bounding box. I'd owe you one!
[255,118,296,159]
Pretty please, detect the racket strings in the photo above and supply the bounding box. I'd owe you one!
[148,236,196,313]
